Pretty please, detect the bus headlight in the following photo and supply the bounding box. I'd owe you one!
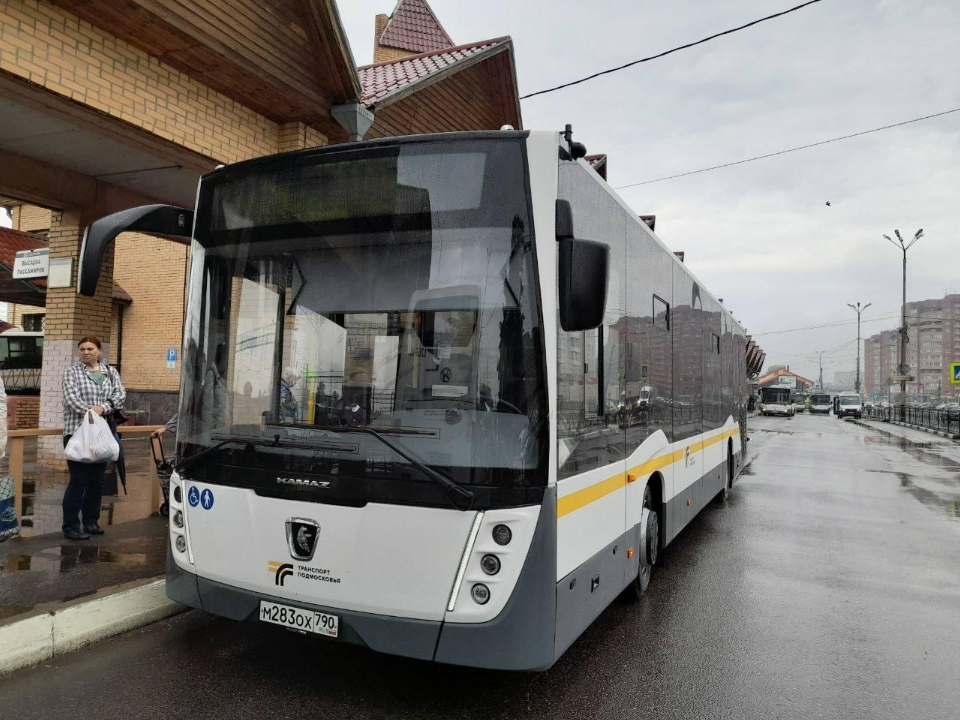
[175,535,187,553]
[492,524,512,546]
[480,554,501,575]
[173,511,184,529]
[471,583,490,605]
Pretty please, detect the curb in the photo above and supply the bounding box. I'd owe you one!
[0,576,184,675]
[853,418,960,442]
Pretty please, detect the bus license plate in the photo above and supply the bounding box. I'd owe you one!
[259,601,339,638]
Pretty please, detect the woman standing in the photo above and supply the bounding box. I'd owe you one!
[61,336,126,540]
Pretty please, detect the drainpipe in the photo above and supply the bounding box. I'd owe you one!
[116,304,124,374]
[331,103,375,142]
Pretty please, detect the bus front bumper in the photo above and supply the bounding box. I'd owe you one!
[166,489,558,671]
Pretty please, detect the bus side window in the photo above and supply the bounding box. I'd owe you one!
[653,295,669,331]
[584,327,600,417]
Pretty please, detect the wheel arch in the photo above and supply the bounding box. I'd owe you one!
[647,471,666,547]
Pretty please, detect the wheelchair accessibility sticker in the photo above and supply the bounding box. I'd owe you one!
[187,486,200,507]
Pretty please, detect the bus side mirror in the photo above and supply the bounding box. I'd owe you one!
[78,204,193,296]
[558,237,608,331]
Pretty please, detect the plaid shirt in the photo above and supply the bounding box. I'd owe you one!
[62,360,126,436]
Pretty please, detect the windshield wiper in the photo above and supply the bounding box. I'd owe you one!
[175,434,307,474]
[314,424,474,511]
[175,438,250,474]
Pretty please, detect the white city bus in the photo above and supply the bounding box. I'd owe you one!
[79,129,749,670]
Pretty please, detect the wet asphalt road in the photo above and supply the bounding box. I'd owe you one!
[2,414,959,720]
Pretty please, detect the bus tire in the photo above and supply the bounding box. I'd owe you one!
[715,444,733,504]
[628,485,659,600]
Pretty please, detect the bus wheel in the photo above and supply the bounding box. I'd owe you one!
[715,451,733,504]
[629,486,659,599]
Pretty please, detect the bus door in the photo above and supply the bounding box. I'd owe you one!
[833,396,840,415]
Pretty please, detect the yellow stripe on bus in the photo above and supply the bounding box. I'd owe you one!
[557,426,741,519]
[556,472,627,518]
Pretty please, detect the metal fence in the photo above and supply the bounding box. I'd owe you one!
[863,406,960,436]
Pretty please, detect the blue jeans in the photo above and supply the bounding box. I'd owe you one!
[61,435,107,532]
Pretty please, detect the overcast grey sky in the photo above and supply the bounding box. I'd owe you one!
[341,0,960,383]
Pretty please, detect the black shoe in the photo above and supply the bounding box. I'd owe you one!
[63,528,91,540]
[83,523,105,535]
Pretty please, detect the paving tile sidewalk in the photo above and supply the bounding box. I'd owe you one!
[1,433,169,623]
[0,516,168,622]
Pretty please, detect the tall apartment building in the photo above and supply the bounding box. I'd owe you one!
[863,294,960,399]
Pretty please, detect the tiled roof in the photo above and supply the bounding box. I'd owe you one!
[359,38,508,107]
[585,153,607,180]
[0,226,130,303]
[379,0,454,54]
[0,227,46,272]
[585,154,606,169]
[757,368,814,386]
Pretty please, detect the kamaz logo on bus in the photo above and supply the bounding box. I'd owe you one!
[277,477,330,489]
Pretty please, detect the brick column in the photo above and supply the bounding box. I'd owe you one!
[38,209,115,467]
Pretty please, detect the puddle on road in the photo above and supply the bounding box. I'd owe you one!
[862,434,960,471]
[0,547,149,575]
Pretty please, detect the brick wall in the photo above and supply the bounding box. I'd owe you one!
[11,204,51,232]
[278,121,328,152]
[113,231,188,392]
[8,302,44,328]
[6,394,39,429]
[0,0,281,164]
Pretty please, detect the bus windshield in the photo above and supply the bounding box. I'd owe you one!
[176,138,547,508]
[761,388,791,404]
[810,394,831,405]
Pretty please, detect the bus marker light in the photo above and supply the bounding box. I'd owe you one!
[480,554,501,575]
[492,524,511,546]
[447,512,484,612]
[471,584,490,605]
[626,473,638,483]
[686,499,691,506]
[627,547,634,559]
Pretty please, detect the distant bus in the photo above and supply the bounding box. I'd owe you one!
[760,386,794,417]
[809,393,832,414]
[792,391,807,413]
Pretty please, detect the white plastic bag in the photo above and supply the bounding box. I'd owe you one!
[65,410,120,463]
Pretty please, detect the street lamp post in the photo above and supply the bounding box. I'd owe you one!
[847,302,871,396]
[883,228,923,415]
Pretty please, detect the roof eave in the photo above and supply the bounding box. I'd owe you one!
[364,39,514,113]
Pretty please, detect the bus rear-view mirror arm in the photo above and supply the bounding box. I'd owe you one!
[556,199,608,331]
[78,204,194,296]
